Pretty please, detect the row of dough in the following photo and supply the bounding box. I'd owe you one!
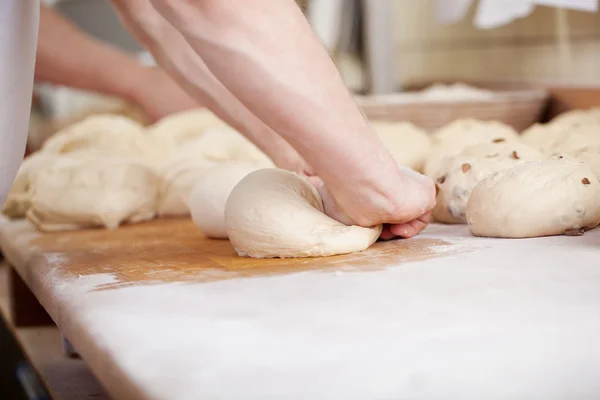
[2,106,432,227]
[427,108,600,238]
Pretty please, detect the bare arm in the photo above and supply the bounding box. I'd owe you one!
[148,0,412,225]
[111,0,435,234]
[36,3,198,121]
[110,0,310,173]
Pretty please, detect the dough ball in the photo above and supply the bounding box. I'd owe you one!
[571,150,600,181]
[155,129,273,216]
[41,114,168,166]
[26,155,159,232]
[522,122,600,155]
[424,119,520,178]
[431,119,519,146]
[371,121,432,172]
[191,128,273,166]
[188,162,261,238]
[550,107,600,129]
[466,158,600,238]
[156,156,216,217]
[432,142,545,224]
[146,108,229,146]
[2,153,61,218]
[225,169,382,258]
[520,123,565,153]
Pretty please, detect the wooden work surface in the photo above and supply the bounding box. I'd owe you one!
[2,217,600,399]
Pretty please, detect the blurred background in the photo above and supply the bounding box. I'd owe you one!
[32,0,600,141]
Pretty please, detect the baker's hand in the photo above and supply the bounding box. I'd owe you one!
[308,167,436,239]
[130,67,200,122]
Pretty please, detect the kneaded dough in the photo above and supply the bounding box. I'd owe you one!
[41,114,168,166]
[145,108,229,146]
[2,153,61,218]
[371,121,432,172]
[156,156,216,217]
[424,119,520,178]
[225,169,382,258]
[26,155,159,232]
[187,162,261,238]
[190,128,273,166]
[466,157,600,238]
[522,122,600,155]
[433,142,545,224]
[550,107,600,129]
[156,130,273,216]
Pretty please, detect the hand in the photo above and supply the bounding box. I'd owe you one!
[308,166,436,239]
[129,67,200,122]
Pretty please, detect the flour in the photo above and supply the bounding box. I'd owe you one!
[41,225,600,400]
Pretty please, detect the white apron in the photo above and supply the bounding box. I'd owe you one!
[0,0,39,207]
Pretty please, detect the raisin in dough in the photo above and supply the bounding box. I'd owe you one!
[466,158,600,238]
[187,162,262,238]
[433,142,544,224]
[371,121,432,172]
[424,119,520,178]
[225,169,382,258]
[26,155,159,232]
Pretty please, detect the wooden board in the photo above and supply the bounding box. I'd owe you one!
[2,217,600,399]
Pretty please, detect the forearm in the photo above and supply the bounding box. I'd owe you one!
[110,0,307,171]
[149,0,400,189]
[36,3,148,103]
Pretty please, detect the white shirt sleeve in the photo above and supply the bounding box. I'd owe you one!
[0,1,39,207]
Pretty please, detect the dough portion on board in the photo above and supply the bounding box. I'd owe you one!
[188,162,261,238]
[2,153,61,218]
[424,119,520,178]
[41,114,168,166]
[156,156,216,217]
[522,122,600,155]
[371,121,431,172]
[433,142,545,224]
[466,157,600,238]
[26,155,159,232]
[156,130,273,216]
[145,108,229,146]
[225,169,382,258]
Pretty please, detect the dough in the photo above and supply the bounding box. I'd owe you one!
[156,156,216,217]
[520,123,566,153]
[568,147,600,181]
[156,130,273,216]
[424,119,520,178]
[550,107,600,129]
[190,128,273,166]
[371,121,432,172]
[41,114,168,166]
[145,108,229,146]
[2,153,60,218]
[225,169,382,258]
[522,122,600,155]
[432,142,545,224]
[430,119,519,146]
[26,155,159,232]
[466,157,600,238]
[187,162,261,238]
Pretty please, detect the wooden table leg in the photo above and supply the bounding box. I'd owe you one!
[9,267,54,327]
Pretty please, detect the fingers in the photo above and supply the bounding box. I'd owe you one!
[387,211,432,239]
